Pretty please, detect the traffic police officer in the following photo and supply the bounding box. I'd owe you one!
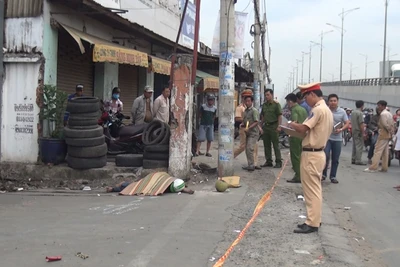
[260,89,283,168]
[288,83,333,234]
[285,93,308,183]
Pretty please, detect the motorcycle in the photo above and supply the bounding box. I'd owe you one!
[342,123,352,146]
[388,138,393,167]
[100,111,145,155]
[279,130,290,148]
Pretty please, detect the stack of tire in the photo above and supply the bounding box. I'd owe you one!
[64,97,107,170]
[142,120,170,169]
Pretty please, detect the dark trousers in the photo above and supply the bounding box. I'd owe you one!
[262,124,282,164]
[368,133,378,160]
[323,140,342,179]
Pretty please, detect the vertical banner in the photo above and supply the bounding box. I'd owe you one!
[211,11,248,58]
[180,0,196,49]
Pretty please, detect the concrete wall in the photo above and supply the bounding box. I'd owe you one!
[120,0,180,45]
[321,84,400,111]
[1,62,41,162]
[4,17,43,53]
[94,63,119,100]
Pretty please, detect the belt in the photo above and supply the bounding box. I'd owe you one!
[302,147,324,152]
[265,121,278,126]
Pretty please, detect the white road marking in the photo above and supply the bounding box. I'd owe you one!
[127,192,205,267]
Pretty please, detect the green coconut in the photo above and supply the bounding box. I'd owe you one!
[215,180,229,192]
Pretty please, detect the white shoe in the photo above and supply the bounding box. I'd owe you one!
[364,168,376,173]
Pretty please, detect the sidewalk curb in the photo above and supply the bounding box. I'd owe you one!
[320,202,365,266]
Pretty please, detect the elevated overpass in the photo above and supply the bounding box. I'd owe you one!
[292,78,399,111]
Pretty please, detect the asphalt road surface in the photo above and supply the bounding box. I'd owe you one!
[323,144,400,267]
[3,140,398,267]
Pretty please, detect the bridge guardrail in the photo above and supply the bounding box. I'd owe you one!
[321,77,400,86]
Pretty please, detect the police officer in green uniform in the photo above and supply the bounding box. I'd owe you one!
[285,93,308,183]
[261,89,283,168]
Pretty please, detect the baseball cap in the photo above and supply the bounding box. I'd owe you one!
[144,85,154,93]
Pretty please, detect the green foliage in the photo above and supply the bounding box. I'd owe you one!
[40,85,68,139]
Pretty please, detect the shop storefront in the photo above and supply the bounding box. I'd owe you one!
[57,24,149,111]
[118,64,139,117]
[57,29,94,96]
[151,56,171,99]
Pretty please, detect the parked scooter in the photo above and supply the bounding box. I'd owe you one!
[279,131,290,148]
[100,111,145,155]
[388,135,395,167]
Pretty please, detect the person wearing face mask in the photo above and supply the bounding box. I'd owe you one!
[104,87,123,115]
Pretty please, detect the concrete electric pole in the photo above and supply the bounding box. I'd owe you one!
[0,0,3,161]
[252,0,261,110]
[301,51,309,84]
[218,0,235,177]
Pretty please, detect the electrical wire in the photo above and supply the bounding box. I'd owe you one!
[241,0,252,12]
[253,0,271,83]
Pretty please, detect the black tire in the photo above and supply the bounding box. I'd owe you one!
[142,120,166,145]
[68,143,107,158]
[69,111,101,118]
[67,155,107,170]
[143,151,169,160]
[143,159,169,169]
[159,126,171,145]
[144,145,169,153]
[66,101,99,114]
[66,136,105,147]
[115,154,143,167]
[68,116,99,127]
[68,124,100,130]
[70,97,99,103]
[64,126,103,138]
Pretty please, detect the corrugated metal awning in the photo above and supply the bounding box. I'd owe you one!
[196,70,219,91]
[60,24,148,68]
[150,56,171,76]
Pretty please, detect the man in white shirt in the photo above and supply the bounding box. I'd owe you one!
[153,86,170,124]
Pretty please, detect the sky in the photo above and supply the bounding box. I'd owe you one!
[198,0,400,100]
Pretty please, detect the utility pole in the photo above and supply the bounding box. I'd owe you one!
[318,30,333,82]
[309,41,320,83]
[381,0,388,85]
[252,0,261,110]
[296,59,301,86]
[301,51,309,84]
[359,53,373,79]
[308,43,312,83]
[218,0,235,177]
[327,7,359,85]
[292,67,296,90]
[0,0,3,161]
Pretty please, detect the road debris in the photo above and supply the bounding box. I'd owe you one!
[209,257,216,262]
[76,252,89,259]
[297,195,305,201]
[233,230,241,233]
[344,207,351,210]
[46,256,62,262]
[298,215,307,219]
[17,188,24,191]
[82,186,91,191]
[294,249,311,255]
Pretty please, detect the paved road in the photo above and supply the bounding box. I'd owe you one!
[323,144,400,267]
[0,142,366,267]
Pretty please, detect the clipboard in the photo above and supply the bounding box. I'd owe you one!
[280,125,307,139]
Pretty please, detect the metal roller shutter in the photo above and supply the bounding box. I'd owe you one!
[57,30,94,96]
[118,64,139,117]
